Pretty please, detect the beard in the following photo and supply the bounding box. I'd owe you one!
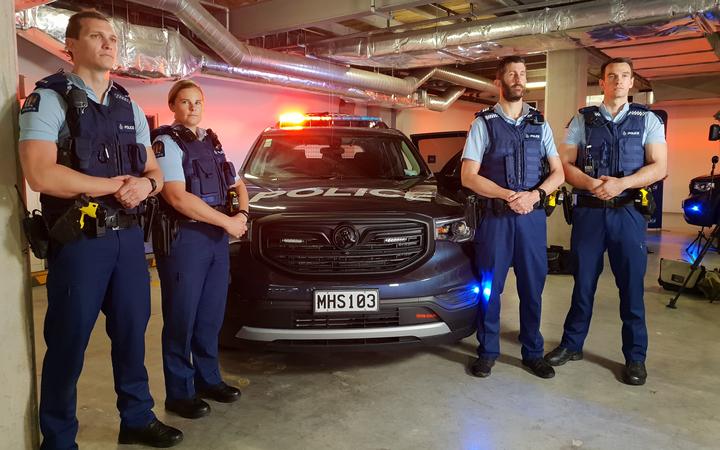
[501,80,525,102]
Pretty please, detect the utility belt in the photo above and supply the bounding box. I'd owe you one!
[574,195,635,209]
[45,197,145,246]
[150,191,239,256]
[475,189,562,218]
[562,188,656,224]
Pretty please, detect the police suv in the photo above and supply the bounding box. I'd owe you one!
[222,113,479,349]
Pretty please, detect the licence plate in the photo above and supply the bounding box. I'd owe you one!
[313,289,380,313]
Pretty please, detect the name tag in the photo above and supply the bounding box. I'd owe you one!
[117,122,136,133]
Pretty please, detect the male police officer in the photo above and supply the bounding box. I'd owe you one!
[461,56,565,379]
[19,10,183,448]
[544,57,667,386]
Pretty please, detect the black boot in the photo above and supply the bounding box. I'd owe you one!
[118,418,183,448]
[623,361,647,386]
[469,358,495,378]
[522,358,556,379]
[197,382,242,403]
[165,397,211,419]
[544,346,583,366]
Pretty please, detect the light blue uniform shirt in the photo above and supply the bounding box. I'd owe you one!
[462,102,559,163]
[19,72,150,147]
[565,102,666,147]
[153,126,208,183]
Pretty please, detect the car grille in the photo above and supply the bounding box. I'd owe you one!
[293,310,400,329]
[259,217,430,275]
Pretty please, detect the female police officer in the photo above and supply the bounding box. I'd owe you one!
[152,80,249,418]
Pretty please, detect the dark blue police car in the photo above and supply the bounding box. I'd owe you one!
[221,113,479,349]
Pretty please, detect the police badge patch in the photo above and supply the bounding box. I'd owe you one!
[21,93,41,114]
[152,141,165,158]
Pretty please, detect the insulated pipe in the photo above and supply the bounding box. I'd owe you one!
[310,0,720,61]
[129,0,423,95]
[425,86,466,112]
[18,5,472,111]
[202,60,466,111]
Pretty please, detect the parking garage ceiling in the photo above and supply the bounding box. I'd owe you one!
[19,0,720,104]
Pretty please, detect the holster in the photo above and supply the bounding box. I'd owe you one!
[634,188,656,218]
[151,211,179,257]
[562,187,573,225]
[22,211,50,259]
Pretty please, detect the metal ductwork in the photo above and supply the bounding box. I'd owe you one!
[308,0,720,68]
[129,0,424,96]
[16,5,479,111]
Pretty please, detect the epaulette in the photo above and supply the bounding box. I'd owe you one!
[579,105,604,127]
[205,128,223,151]
[525,107,544,125]
[35,71,71,94]
[627,103,649,117]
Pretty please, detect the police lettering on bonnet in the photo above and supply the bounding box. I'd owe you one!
[17,10,183,449]
[545,57,668,387]
[460,55,565,380]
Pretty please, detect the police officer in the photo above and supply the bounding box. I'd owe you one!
[152,80,248,418]
[18,10,183,449]
[461,56,565,379]
[544,57,667,386]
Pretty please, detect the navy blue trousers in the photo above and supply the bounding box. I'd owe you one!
[560,206,649,362]
[40,226,155,450]
[474,208,548,361]
[157,222,230,400]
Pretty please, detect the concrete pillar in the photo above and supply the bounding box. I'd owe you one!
[0,2,39,449]
[544,49,588,247]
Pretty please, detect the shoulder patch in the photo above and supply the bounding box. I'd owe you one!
[152,140,165,158]
[20,93,41,114]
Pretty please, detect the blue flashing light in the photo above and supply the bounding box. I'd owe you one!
[480,271,493,305]
[689,204,701,213]
[472,286,480,295]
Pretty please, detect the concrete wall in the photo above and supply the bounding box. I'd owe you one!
[1,3,38,449]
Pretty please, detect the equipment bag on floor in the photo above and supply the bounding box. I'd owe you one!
[547,245,574,275]
[658,258,705,293]
[697,269,720,301]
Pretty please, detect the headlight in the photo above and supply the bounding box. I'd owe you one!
[692,181,715,193]
[434,216,474,242]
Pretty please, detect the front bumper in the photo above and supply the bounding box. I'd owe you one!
[224,240,478,350]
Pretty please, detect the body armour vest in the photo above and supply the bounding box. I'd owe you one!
[151,125,236,215]
[576,103,648,187]
[37,72,147,217]
[476,107,547,191]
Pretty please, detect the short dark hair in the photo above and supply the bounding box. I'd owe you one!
[64,10,111,61]
[65,9,110,40]
[496,56,526,80]
[600,57,634,79]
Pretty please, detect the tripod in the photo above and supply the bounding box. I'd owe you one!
[668,224,720,308]
[685,226,716,257]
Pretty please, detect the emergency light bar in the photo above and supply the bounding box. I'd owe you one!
[277,112,388,129]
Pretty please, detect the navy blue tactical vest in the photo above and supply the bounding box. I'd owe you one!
[476,107,546,191]
[151,125,235,214]
[36,72,146,217]
[576,103,647,183]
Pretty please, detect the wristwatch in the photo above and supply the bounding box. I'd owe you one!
[536,188,547,205]
[146,177,157,195]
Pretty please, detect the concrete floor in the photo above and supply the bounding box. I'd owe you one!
[32,213,720,450]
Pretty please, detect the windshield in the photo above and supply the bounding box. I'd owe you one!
[246,132,428,180]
